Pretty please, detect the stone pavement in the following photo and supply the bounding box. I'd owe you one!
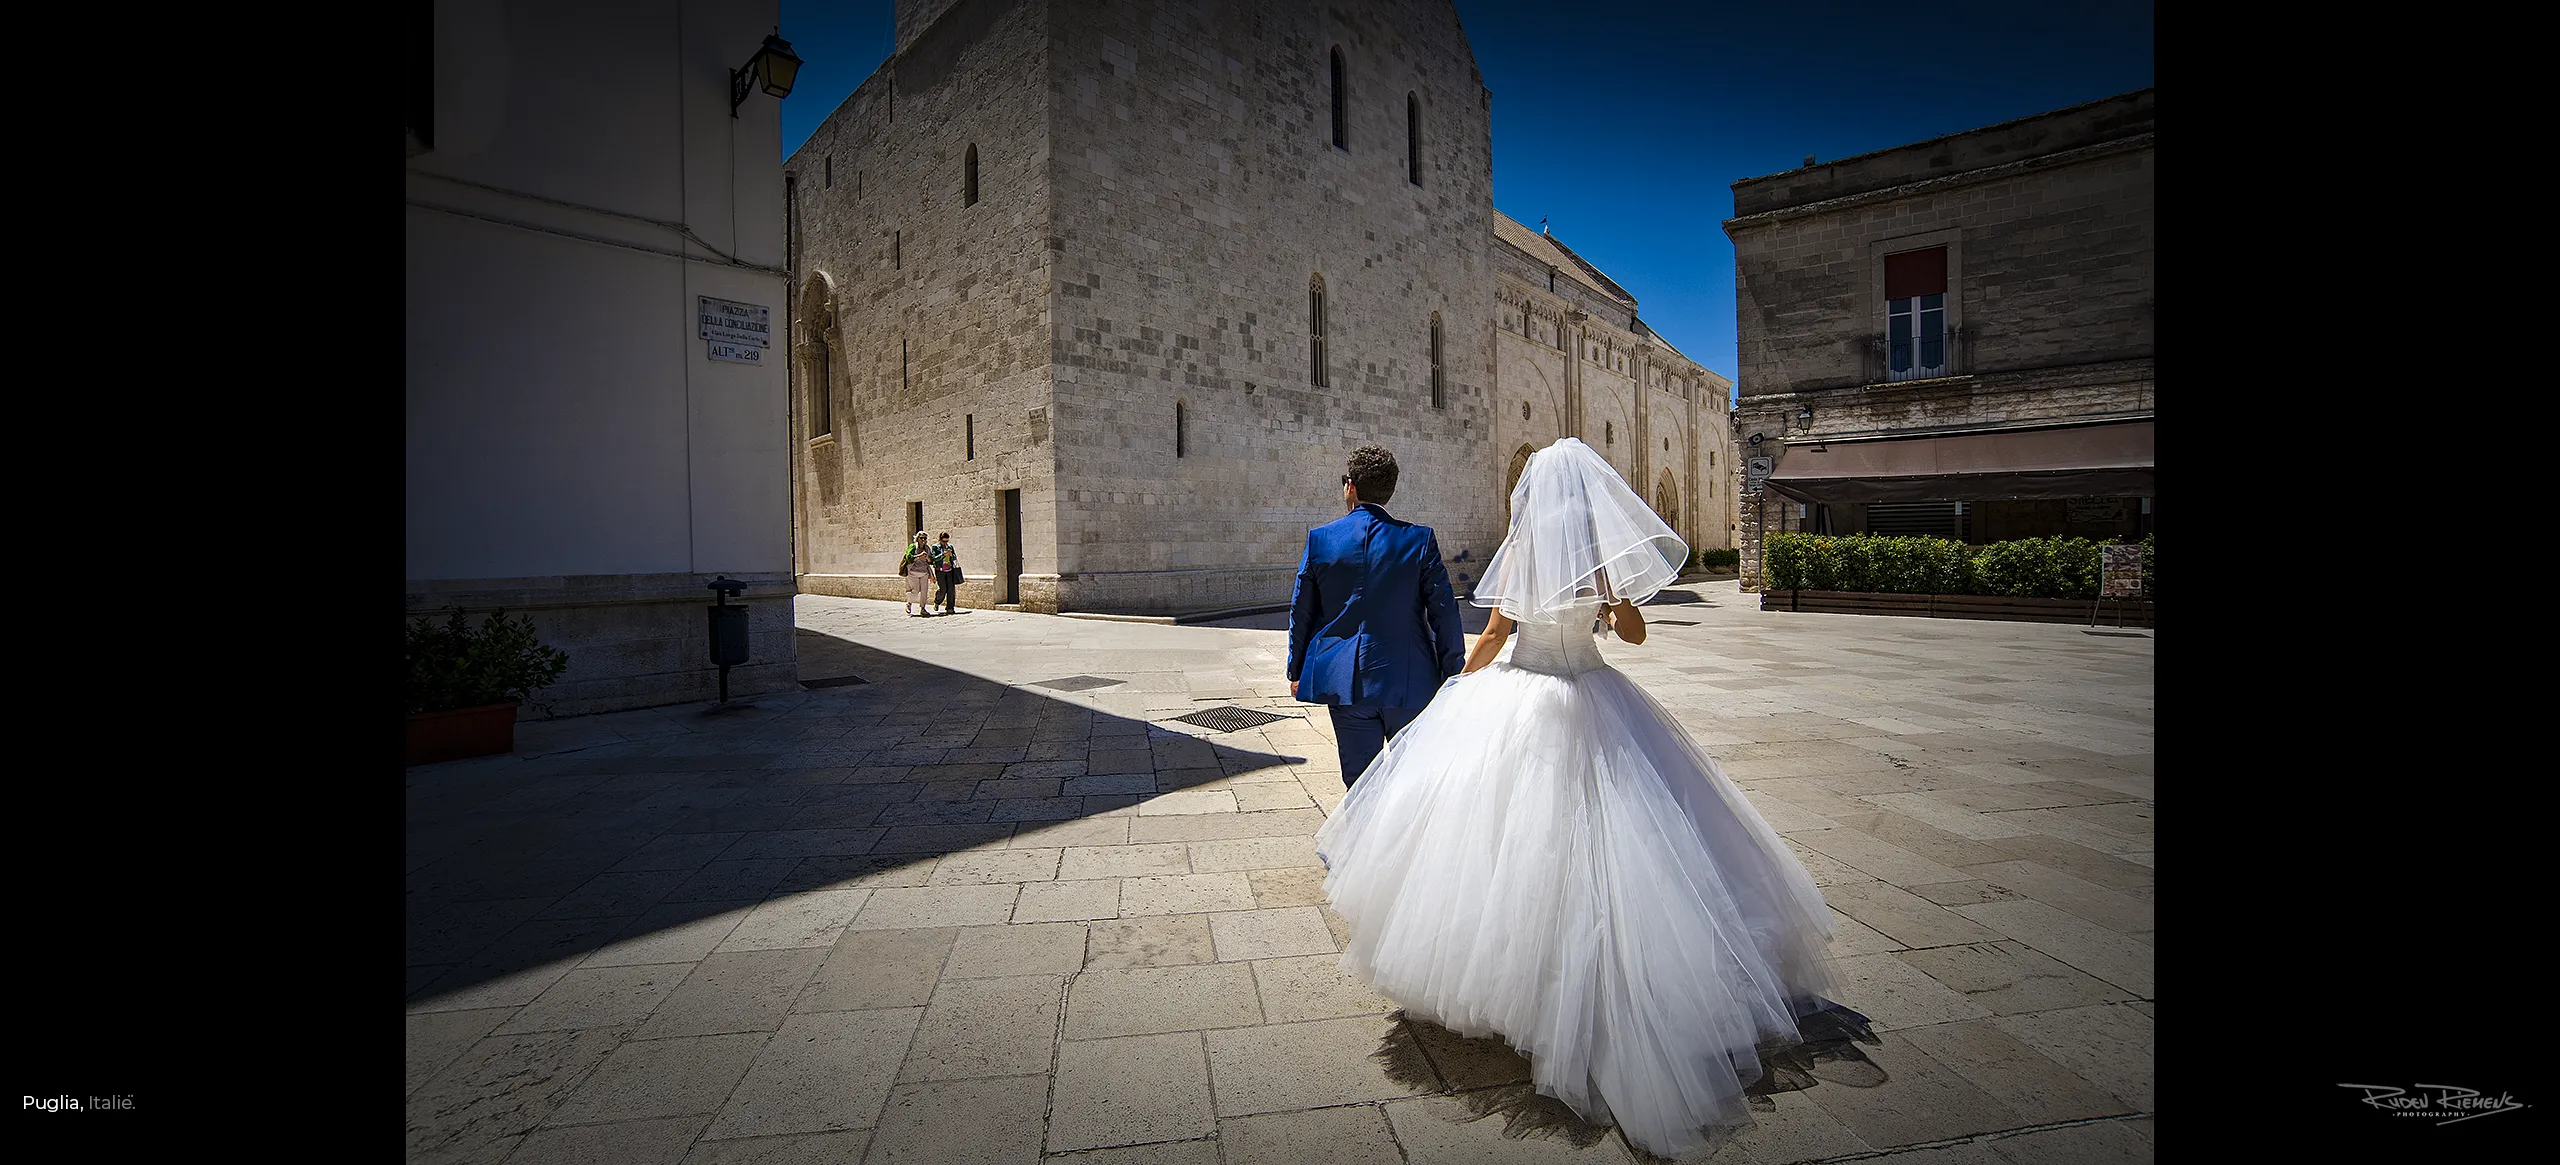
[407,580,2153,1164]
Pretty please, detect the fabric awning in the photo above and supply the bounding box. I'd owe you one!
[1765,421,2153,504]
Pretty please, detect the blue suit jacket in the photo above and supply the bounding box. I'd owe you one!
[1287,504,1466,710]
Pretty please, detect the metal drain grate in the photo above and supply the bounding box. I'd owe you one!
[802,674,869,689]
[1170,706,1286,733]
[1037,675,1125,692]
[1650,619,1700,626]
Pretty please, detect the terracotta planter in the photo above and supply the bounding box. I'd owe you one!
[406,702,520,766]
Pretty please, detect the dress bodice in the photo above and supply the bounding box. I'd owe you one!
[1505,603,1608,676]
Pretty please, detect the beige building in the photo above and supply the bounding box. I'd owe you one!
[787,0,1722,616]
[1489,212,1733,556]
[1725,88,2154,590]
[406,0,800,715]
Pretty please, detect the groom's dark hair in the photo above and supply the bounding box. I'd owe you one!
[1346,446,1398,503]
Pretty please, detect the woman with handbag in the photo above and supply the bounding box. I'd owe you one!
[931,532,961,615]
[900,531,933,616]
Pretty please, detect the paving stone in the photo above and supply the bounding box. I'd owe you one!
[716,829,887,862]
[851,884,1023,930]
[1204,1014,1441,1116]
[405,1027,631,1164]
[1822,907,1907,956]
[1801,1030,2022,1149]
[1120,872,1258,916]
[637,949,829,1039]
[1993,1004,2153,1113]
[1060,843,1193,880]
[771,854,934,894]
[1899,1019,2135,1124]
[1822,953,1996,1031]
[1381,1092,1634,1163]
[1951,901,2153,998]
[1208,907,1338,961]
[1891,941,2133,1015]
[1220,1105,1403,1165]
[664,861,803,904]
[865,1074,1050,1164]
[1403,1018,1531,1090]
[1127,809,1325,844]
[946,921,1090,978]
[676,1131,874,1164]
[1963,860,2155,935]
[407,1007,518,1098]
[1186,836,1322,873]
[1066,963,1262,1038]
[497,964,691,1034]
[929,847,1063,885]
[1015,879,1124,922]
[1970,834,2152,892]
[538,870,693,920]
[703,1008,924,1138]
[1046,1032,1217,1153]
[1139,789,1240,816]
[546,1032,771,1126]
[1715,1088,1877,1164]
[1903,880,2026,907]
[1821,882,2007,950]
[1251,954,1396,1024]
[1790,828,1973,887]
[796,928,957,1012]
[1984,1117,2154,1165]
[1246,866,1330,908]
[871,824,1018,854]
[897,974,1067,1082]
[715,890,873,952]
[507,1115,709,1165]
[1085,915,1217,970]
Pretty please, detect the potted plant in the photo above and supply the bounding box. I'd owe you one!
[405,607,570,766]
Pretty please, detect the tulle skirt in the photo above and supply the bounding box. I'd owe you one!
[1314,660,1839,1158]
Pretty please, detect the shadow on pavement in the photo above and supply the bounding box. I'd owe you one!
[1373,1001,1883,1163]
[405,633,1303,1007]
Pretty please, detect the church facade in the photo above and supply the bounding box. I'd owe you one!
[788,0,1726,616]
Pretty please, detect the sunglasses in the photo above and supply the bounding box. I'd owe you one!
[1341,475,1352,484]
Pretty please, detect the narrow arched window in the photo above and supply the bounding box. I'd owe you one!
[1329,48,1347,150]
[964,144,979,206]
[1309,275,1328,388]
[1406,92,1422,186]
[808,306,835,439]
[1428,312,1444,408]
[1175,400,1187,458]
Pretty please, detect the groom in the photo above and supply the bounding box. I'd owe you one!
[1287,445,1467,786]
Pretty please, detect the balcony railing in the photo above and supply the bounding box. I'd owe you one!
[1864,326,1972,384]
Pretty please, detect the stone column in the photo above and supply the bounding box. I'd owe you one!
[1632,347,1651,496]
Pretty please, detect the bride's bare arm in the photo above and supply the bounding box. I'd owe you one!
[1605,599,1646,645]
[1462,609,1513,674]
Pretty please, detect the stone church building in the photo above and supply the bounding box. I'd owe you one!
[786,0,1729,616]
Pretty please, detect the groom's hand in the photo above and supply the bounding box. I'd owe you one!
[1289,680,1298,697]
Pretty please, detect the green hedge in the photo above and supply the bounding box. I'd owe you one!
[1690,548,1740,571]
[1765,533,2152,601]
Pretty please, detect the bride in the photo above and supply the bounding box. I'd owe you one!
[1314,436,1844,1159]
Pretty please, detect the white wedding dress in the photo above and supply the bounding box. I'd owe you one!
[1314,602,1840,1159]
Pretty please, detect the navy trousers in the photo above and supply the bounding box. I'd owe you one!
[1327,704,1422,787]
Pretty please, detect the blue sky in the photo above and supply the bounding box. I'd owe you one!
[776,1,2153,394]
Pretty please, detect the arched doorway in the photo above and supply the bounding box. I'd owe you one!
[1504,443,1536,521]
[1656,469,1681,539]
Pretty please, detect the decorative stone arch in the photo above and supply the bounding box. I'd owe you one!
[1656,469,1681,537]
[1504,443,1536,522]
[796,272,844,442]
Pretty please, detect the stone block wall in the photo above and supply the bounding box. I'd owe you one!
[789,0,1061,610]
[1043,0,1502,612]
[404,573,799,718]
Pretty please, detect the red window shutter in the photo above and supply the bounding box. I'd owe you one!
[1884,247,1948,298]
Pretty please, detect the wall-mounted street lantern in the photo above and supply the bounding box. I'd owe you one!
[731,32,803,118]
[1797,404,1815,428]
